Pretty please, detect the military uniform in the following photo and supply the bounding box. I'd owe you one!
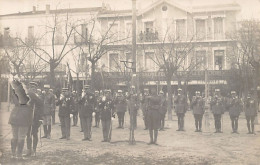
[79,85,96,141]
[159,91,167,131]
[94,91,101,127]
[114,90,127,128]
[100,90,115,142]
[210,89,225,133]
[127,89,139,129]
[141,89,149,130]
[174,89,187,131]
[227,91,242,133]
[57,88,73,140]
[71,92,79,126]
[191,91,204,132]
[25,83,44,156]
[245,95,257,134]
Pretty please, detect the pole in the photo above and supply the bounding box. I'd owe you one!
[204,69,210,132]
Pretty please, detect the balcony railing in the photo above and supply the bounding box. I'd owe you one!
[139,30,159,42]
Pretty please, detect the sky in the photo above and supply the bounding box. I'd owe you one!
[0,0,260,19]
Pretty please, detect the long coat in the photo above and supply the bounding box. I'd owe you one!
[9,91,33,127]
[191,96,204,115]
[79,92,96,118]
[27,91,44,124]
[147,95,161,129]
[210,96,225,115]
[245,98,257,117]
[114,95,127,113]
[43,93,56,115]
[57,95,73,117]
[227,97,242,116]
[174,95,187,114]
[100,96,114,121]
[127,94,139,116]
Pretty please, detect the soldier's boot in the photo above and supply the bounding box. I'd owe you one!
[199,120,202,132]
[24,137,32,157]
[11,139,17,158]
[176,119,181,131]
[181,119,185,131]
[231,120,235,133]
[218,121,222,133]
[195,121,199,132]
[17,140,25,160]
[148,130,153,145]
[247,122,251,134]
[161,120,165,130]
[154,130,158,145]
[251,123,255,134]
[32,136,38,156]
[121,118,124,129]
[47,125,51,139]
[42,125,47,138]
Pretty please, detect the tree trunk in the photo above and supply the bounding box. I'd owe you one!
[167,77,172,120]
[91,62,96,89]
[50,63,55,88]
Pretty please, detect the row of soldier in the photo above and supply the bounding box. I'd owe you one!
[8,81,258,160]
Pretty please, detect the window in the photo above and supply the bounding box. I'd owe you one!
[81,24,88,42]
[109,22,119,43]
[145,52,156,71]
[214,50,224,70]
[125,22,132,43]
[109,53,119,72]
[195,19,206,40]
[195,50,206,70]
[214,18,224,40]
[79,53,87,72]
[55,25,64,45]
[144,21,153,33]
[176,19,186,40]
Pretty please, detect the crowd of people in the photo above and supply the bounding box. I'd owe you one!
[8,80,259,160]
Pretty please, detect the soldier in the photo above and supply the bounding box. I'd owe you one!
[42,84,55,139]
[56,88,73,140]
[245,93,257,134]
[141,88,149,130]
[210,89,225,133]
[71,91,79,126]
[50,89,56,125]
[127,86,139,129]
[25,82,44,157]
[191,91,205,132]
[94,90,101,128]
[174,88,187,131]
[147,87,161,145]
[114,90,127,129]
[100,89,115,142]
[227,91,242,133]
[159,90,167,131]
[79,85,96,141]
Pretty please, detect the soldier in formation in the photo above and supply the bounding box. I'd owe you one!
[191,91,205,132]
[245,93,258,134]
[94,90,101,127]
[174,88,187,131]
[114,90,127,129]
[159,90,167,131]
[71,91,79,126]
[141,88,149,130]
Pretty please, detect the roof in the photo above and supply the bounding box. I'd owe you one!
[192,2,241,13]
[0,7,102,17]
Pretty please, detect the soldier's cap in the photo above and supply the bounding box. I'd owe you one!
[215,89,220,92]
[84,85,90,89]
[231,91,236,94]
[196,91,200,94]
[44,84,50,89]
[144,88,149,91]
[118,90,123,93]
[178,88,182,91]
[37,89,41,92]
[29,81,38,87]
[49,89,53,92]
[105,89,111,93]
[95,90,99,93]
[159,90,164,94]
[131,86,135,89]
[62,88,69,92]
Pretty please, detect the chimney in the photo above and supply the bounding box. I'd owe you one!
[32,6,36,13]
[46,4,50,14]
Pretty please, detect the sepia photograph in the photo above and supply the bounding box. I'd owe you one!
[0,0,260,164]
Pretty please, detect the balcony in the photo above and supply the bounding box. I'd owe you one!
[139,30,159,42]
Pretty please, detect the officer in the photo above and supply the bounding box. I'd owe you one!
[245,93,257,134]
[56,88,73,140]
[114,90,127,129]
[42,84,56,139]
[100,89,115,142]
[94,90,101,128]
[174,88,187,131]
[227,91,242,133]
[79,85,96,141]
[191,91,204,132]
[127,86,139,129]
[159,90,167,131]
[210,89,225,133]
[25,82,44,157]
[141,88,150,130]
[147,87,161,145]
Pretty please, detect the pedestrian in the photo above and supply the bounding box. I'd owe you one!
[141,88,150,130]
[79,85,96,141]
[245,93,257,134]
[114,90,127,129]
[159,90,167,131]
[174,88,187,131]
[191,91,204,132]
[25,82,44,157]
[57,88,73,140]
[210,89,225,133]
[94,90,101,128]
[100,89,115,142]
[227,91,242,134]
[42,84,56,139]
[9,80,32,160]
[147,87,161,145]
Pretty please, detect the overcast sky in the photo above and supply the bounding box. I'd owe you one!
[0,0,260,19]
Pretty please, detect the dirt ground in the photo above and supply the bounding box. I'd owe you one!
[0,109,260,165]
